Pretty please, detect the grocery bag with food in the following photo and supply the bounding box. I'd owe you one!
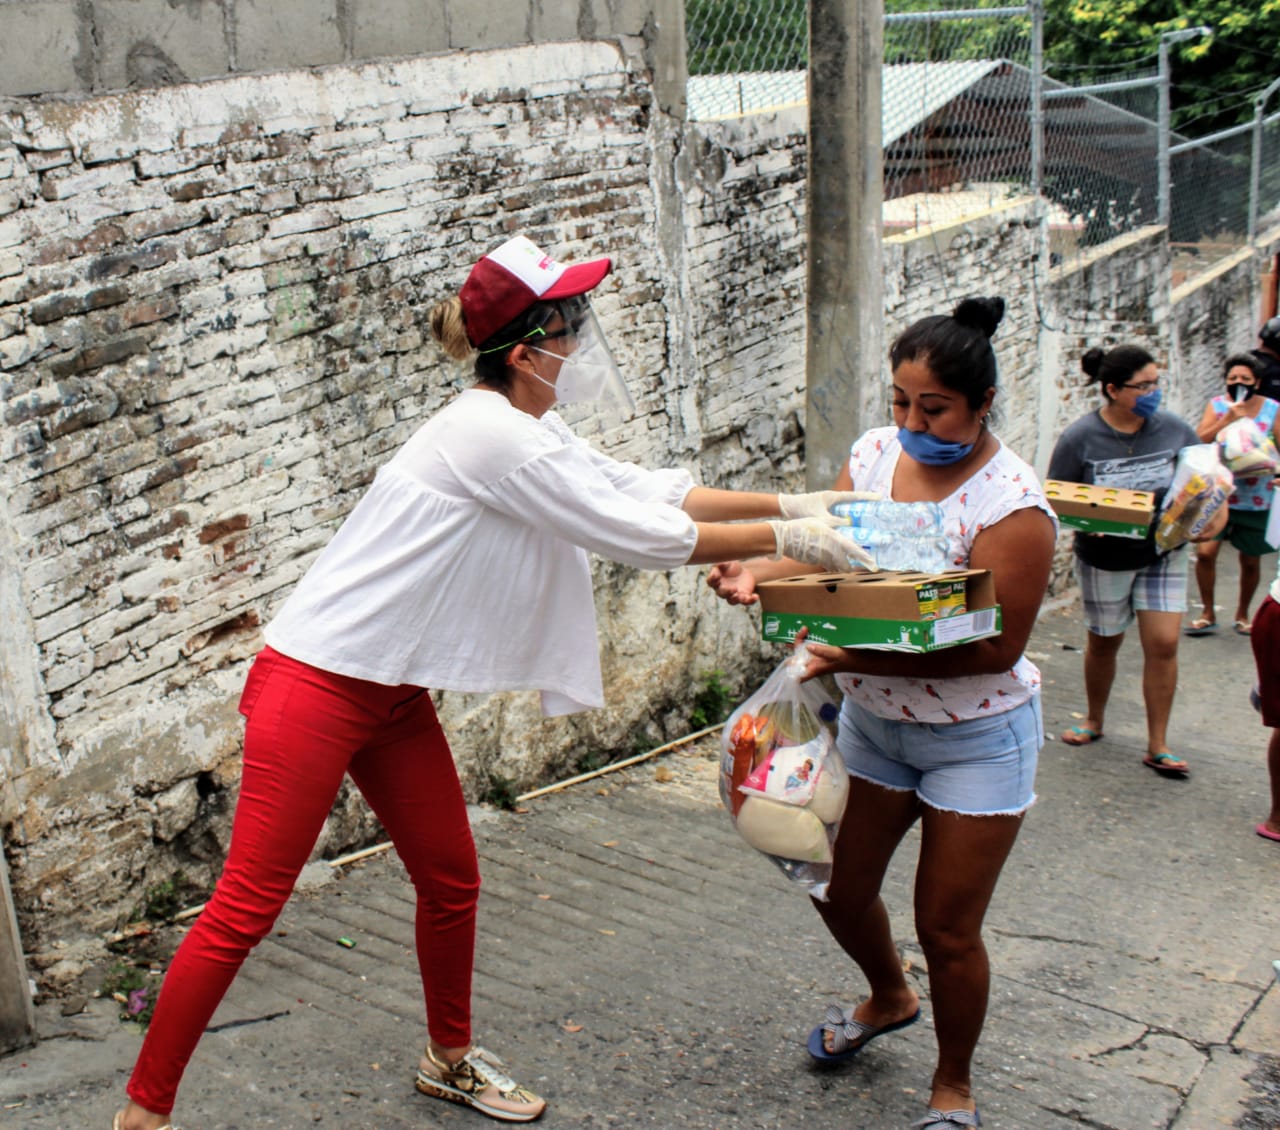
[1218,416,1280,476]
[1153,443,1233,551]
[719,643,849,899]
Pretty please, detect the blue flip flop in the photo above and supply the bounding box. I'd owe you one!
[806,1003,921,1065]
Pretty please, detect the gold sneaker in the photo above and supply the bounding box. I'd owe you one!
[415,1044,546,1123]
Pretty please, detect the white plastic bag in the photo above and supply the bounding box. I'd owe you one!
[719,643,849,898]
[1154,444,1233,552]
[1218,417,1280,475]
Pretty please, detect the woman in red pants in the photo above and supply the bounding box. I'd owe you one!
[113,234,871,1129]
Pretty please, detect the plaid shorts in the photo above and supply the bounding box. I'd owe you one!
[1076,546,1190,637]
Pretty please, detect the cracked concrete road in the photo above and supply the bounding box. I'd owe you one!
[2,557,1278,1129]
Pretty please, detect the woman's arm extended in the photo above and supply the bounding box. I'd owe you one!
[681,487,781,521]
[802,504,1057,680]
[681,485,877,522]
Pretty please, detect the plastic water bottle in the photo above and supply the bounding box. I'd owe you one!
[831,500,949,572]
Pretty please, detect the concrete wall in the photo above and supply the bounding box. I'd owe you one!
[0,0,659,98]
[1173,235,1280,410]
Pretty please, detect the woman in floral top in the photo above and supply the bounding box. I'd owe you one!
[1187,353,1280,636]
[707,298,1056,1130]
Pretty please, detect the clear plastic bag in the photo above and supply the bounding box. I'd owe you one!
[1154,443,1234,552]
[1218,417,1280,475]
[719,643,849,899]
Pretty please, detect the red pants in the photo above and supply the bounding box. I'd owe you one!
[128,647,479,1114]
[1253,596,1280,727]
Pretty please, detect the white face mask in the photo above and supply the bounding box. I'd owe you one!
[530,339,616,403]
[524,301,635,432]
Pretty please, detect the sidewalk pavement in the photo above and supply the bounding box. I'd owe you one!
[3,554,1280,1130]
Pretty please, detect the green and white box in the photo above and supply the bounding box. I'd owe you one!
[758,569,1001,653]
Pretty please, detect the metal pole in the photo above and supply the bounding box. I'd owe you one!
[1157,26,1212,228]
[1042,75,1158,100]
[1250,77,1280,242]
[1029,0,1043,196]
[1157,38,1171,227]
[805,0,883,489]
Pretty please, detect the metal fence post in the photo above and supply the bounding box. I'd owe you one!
[1250,78,1280,243]
[1029,0,1044,197]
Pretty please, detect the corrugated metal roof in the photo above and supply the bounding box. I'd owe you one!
[882,60,1005,145]
[687,59,1004,133]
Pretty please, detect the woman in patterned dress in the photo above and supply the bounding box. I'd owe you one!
[1186,353,1280,636]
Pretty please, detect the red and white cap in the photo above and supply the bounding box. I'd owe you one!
[459,235,612,348]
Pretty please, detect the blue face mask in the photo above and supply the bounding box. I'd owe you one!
[897,427,974,466]
[1133,388,1162,419]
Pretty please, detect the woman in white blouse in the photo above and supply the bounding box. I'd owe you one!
[112,235,870,1130]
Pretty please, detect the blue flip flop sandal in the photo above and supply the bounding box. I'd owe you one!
[1143,751,1190,777]
[806,1003,921,1065]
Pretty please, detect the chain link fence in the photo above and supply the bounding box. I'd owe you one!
[881,9,1034,234]
[1169,126,1253,285]
[1262,113,1280,237]
[1042,70,1160,273]
[685,0,807,120]
[684,2,1280,286]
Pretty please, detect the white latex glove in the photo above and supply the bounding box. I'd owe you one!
[778,489,882,523]
[768,518,878,572]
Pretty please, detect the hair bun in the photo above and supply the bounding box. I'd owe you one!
[1080,347,1104,379]
[953,297,1004,339]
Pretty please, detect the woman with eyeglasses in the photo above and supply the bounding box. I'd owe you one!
[1048,344,1213,777]
[110,234,873,1130]
[1185,353,1280,638]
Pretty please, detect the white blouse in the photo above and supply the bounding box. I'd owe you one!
[264,388,698,715]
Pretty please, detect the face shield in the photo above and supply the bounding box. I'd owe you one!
[528,297,636,434]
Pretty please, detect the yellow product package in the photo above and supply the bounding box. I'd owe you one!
[1154,445,1233,552]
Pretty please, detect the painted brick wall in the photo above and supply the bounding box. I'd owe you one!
[677,109,810,491]
[1,42,783,962]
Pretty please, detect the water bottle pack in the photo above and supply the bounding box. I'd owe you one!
[830,500,949,572]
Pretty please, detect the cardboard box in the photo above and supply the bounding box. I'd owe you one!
[758,569,1001,652]
[1043,480,1154,539]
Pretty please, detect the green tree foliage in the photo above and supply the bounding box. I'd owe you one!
[686,0,806,75]
[1043,1,1280,132]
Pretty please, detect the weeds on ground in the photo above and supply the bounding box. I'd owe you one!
[128,870,203,924]
[101,961,159,1028]
[690,669,735,730]
[480,773,520,810]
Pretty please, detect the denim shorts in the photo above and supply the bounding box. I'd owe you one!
[1076,547,1188,637]
[837,695,1042,816]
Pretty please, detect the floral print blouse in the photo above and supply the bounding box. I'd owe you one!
[833,427,1057,724]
